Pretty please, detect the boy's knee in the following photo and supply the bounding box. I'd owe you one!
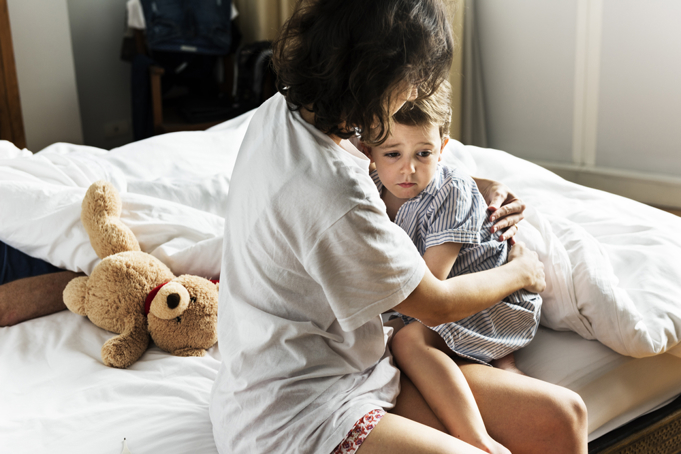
[390,323,421,364]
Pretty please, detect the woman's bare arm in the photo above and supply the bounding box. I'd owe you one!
[395,242,544,327]
[472,177,526,243]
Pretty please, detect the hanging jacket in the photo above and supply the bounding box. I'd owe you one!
[140,0,233,55]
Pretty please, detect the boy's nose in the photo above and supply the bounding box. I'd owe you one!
[401,160,416,173]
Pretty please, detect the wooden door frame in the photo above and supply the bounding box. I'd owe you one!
[0,0,26,149]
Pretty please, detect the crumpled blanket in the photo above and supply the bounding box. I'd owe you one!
[442,141,681,358]
[2,110,681,358]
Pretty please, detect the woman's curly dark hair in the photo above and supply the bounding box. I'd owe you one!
[272,0,454,146]
[395,79,452,139]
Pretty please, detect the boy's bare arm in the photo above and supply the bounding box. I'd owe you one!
[422,242,462,280]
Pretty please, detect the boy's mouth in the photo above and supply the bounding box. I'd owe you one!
[398,182,416,188]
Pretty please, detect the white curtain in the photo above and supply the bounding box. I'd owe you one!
[447,0,464,141]
[460,0,488,147]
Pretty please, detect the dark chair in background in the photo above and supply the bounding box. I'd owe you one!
[127,0,276,140]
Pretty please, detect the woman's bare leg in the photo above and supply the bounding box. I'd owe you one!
[391,322,509,454]
[0,271,82,326]
[458,358,588,454]
[356,375,486,454]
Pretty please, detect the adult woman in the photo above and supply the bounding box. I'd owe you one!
[209,1,587,453]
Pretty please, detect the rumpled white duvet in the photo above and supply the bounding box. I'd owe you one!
[1,111,681,360]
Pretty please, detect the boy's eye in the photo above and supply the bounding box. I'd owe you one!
[417,151,433,158]
[384,152,400,158]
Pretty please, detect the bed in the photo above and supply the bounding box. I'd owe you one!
[2,108,681,453]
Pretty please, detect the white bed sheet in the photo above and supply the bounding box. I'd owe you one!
[2,110,681,452]
[0,311,221,454]
[2,311,678,452]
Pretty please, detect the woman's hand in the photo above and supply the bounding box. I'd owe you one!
[473,177,526,244]
[508,242,546,293]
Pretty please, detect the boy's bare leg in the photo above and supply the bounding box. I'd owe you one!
[391,322,510,454]
[0,271,83,326]
[356,375,486,454]
[490,352,525,375]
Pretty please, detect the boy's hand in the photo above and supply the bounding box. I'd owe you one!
[508,242,546,293]
[473,177,526,244]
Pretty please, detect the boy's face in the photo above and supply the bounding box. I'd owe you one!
[367,123,448,200]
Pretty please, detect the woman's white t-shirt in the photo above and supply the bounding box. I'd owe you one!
[210,93,426,454]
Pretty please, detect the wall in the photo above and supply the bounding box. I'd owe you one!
[6,0,83,151]
[475,0,681,209]
[8,0,134,151]
[66,0,134,149]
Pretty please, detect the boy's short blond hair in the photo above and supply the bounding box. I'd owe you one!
[394,79,452,139]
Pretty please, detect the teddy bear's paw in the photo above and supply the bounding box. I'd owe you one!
[172,347,207,357]
[102,337,139,369]
[63,276,90,316]
[101,332,149,369]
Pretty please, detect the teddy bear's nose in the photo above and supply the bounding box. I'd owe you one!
[167,293,181,309]
[149,282,190,319]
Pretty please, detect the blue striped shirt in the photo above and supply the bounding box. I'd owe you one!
[372,164,541,365]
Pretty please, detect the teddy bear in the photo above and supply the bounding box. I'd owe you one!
[63,180,219,369]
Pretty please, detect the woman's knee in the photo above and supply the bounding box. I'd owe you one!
[543,387,588,451]
[565,389,588,436]
[555,387,587,428]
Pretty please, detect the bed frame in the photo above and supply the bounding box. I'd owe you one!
[589,396,681,453]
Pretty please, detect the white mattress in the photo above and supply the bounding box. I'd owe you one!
[2,311,679,452]
[2,108,681,452]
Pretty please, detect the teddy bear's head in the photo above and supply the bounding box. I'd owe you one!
[146,275,219,357]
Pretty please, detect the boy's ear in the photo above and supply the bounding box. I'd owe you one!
[438,137,449,161]
[358,143,373,161]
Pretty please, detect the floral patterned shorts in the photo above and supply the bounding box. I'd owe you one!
[331,409,386,454]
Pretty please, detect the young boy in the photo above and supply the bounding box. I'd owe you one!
[362,80,542,454]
